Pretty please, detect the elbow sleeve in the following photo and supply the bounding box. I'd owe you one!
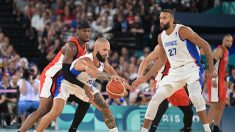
[62,63,85,88]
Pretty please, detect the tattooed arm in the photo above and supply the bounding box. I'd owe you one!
[96,72,113,81]
[77,58,119,81]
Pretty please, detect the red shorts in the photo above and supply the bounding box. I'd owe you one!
[168,88,190,106]
[208,77,226,103]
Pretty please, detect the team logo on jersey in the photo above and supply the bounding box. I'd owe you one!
[164,40,177,47]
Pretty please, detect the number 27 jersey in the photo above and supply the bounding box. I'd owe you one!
[161,24,201,68]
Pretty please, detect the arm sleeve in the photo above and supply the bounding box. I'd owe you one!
[62,63,85,88]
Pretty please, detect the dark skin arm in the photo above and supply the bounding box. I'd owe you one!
[62,42,93,100]
[179,27,215,79]
[132,34,167,88]
[61,42,77,64]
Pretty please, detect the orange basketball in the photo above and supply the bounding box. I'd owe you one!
[106,80,126,99]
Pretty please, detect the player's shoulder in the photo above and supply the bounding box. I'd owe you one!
[61,42,77,54]
[178,25,192,32]
[214,46,224,54]
[79,56,92,63]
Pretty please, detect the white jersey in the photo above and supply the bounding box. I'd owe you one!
[70,53,105,87]
[58,53,105,102]
[161,24,201,68]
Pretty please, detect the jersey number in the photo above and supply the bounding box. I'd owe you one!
[168,48,176,56]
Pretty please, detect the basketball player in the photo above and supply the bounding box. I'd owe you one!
[19,19,93,132]
[35,38,131,132]
[132,9,215,132]
[207,34,233,132]
[137,45,193,132]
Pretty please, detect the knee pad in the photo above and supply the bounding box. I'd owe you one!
[189,94,206,112]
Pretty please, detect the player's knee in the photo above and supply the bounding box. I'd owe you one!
[189,94,206,112]
[37,107,49,116]
[50,108,63,118]
[148,90,169,110]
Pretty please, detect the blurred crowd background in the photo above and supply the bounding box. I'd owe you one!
[0,0,234,128]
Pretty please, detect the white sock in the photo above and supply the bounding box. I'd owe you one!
[141,127,148,132]
[203,124,211,132]
[110,127,118,132]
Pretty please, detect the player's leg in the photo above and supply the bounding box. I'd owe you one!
[19,97,53,132]
[36,75,67,131]
[35,97,66,131]
[213,77,226,132]
[187,81,210,132]
[92,92,118,132]
[19,74,53,132]
[178,104,193,132]
[207,77,220,127]
[68,95,90,132]
[208,103,218,125]
[141,83,177,132]
[149,99,169,132]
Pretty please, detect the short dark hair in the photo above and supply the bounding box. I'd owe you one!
[161,9,174,17]
[77,18,91,29]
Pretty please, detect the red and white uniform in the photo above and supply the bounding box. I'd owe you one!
[208,45,228,102]
[155,60,190,106]
[39,37,86,98]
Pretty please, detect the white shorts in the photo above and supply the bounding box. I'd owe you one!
[40,72,63,98]
[57,80,99,102]
[40,72,55,98]
[158,62,203,96]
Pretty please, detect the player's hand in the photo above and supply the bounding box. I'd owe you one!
[207,68,217,80]
[212,78,217,88]
[132,77,147,88]
[123,82,134,91]
[111,75,126,83]
[84,85,94,101]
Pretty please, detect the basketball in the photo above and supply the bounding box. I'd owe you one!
[106,80,126,99]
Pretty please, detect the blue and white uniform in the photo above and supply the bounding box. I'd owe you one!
[159,24,204,89]
[58,53,104,102]
[145,24,206,120]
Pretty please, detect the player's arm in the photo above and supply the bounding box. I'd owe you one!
[96,61,125,82]
[212,47,223,65]
[104,61,118,75]
[211,47,223,87]
[142,42,167,81]
[61,42,86,88]
[74,58,114,81]
[137,45,159,78]
[179,27,214,79]
[132,35,167,87]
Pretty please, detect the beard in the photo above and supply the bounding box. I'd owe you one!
[160,22,170,30]
[96,51,106,62]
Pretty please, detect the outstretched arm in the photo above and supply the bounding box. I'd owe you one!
[132,34,167,88]
[137,45,159,78]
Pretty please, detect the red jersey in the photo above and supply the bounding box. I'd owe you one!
[155,60,170,81]
[215,45,229,78]
[42,36,86,78]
